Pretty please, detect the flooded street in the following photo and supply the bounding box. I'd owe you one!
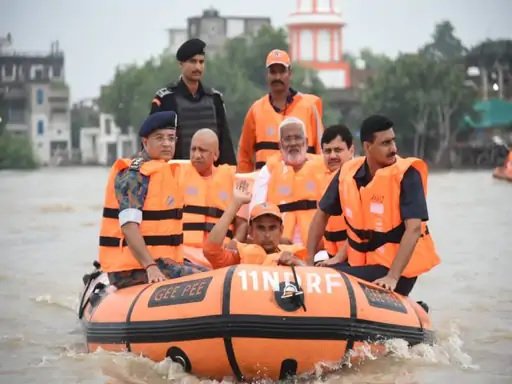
[0,167,511,383]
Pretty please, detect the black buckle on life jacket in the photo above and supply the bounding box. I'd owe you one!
[278,199,317,213]
[324,229,348,242]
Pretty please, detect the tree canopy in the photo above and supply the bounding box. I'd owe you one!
[97,20,500,167]
[99,26,332,144]
[362,21,477,165]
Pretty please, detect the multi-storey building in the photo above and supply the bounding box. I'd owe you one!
[0,37,71,165]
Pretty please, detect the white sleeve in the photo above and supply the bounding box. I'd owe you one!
[249,165,270,213]
[119,208,143,226]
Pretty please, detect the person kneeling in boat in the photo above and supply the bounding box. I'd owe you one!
[98,111,205,289]
[203,180,307,268]
[178,128,248,269]
[307,115,440,296]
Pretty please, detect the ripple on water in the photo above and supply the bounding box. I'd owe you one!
[31,294,78,312]
[38,203,75,213]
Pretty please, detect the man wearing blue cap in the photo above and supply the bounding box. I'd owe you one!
[98,111,205,289]
[150,38,236,166]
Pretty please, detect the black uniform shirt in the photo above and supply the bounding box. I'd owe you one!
[319,161,429,221]
[150,78,236,165]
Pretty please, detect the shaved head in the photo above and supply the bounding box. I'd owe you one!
[190,128,219,176]
[192,128,219,150]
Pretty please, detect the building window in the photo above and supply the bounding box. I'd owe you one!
[332,30,340,61]
[8,108,25,123]
[299,0,313,13]
[317,0,330,12]
[317,30,331,62]
[37,120,44,135]
[300,29,314,61]
[36,89,44,105]
[30,65,45,80]
[190,23,197,36]
[4,63,15,79]
[105,118,112,135]
[52,65,62,78]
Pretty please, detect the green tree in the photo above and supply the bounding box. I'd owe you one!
[359,48,392,71]
[363,54,437,158]
[0,134,37,169]
[429,60,475,165]
[342,52,357,69]
[363,21,475,165]
[0,94,6,136]
[466,39,512,99]
[70,101,100,148]
[100,26,329,144]
[420,20,467,61]
[363,52,474,163]
[421,20,467,61]
[466,39,512,67]
[99,55,180,132]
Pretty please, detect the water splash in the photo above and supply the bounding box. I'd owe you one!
[301,321,478,383]
[32,294,78,312]
[0,333,26,347]
[42,320,478,383]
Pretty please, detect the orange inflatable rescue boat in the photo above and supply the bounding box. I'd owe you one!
[493,166,512,182]
[79,264,433,381]
[493,151,512,182]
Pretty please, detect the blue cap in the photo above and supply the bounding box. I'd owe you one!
[139,111,178,138]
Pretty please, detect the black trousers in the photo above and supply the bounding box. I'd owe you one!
[331,263,417,296]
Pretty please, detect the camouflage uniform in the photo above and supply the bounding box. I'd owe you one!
[108,151,207,288]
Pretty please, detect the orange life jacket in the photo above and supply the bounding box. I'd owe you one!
[339,156,440,277]
[301,93,323,121]
[98,158,184,273]
[506,151,512,170]
[237,243,307,266]
[251,93,322,169]
[267,155,325,244]
[181,168,257,269]
[504,151,512,177]
[180,163,236,247]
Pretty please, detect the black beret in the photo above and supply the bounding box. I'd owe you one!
[139,111,177,138]
[176,38,206,62]
[360,114,394,142]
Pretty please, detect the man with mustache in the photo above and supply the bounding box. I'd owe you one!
[310,124,356,266]
[307,115,440,296]
[98,112,204,289]
[237,49,323,172]
[203,182,307,268]
[249,117,325,246]
[149,38,236,165]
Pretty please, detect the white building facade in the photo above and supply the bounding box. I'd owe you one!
[1,39,72,165]
[287,0,351,89]
[80,113,137,165]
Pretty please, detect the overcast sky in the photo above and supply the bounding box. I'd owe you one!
[1,0,511,102]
